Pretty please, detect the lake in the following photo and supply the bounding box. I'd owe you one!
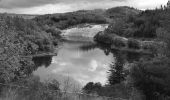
[33,24,116,91]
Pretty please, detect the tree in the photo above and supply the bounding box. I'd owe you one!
[82,82,102,94]
[106,19,126,36]
[108,51,126,85]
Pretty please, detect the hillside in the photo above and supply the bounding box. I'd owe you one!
[33,6,140,30]
[0,13,37,19]
[105,6,140,19]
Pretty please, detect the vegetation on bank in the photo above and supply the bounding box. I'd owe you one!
[92,7,170,100]
[0,14,61,88]
[33,6,139,30]
[96,7,170,39]
[94,8,170,54]
[0,13,64,100]
[105,6,140,21]
[34,10,107,30]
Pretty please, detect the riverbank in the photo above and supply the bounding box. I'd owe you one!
[94,31,166,55]
[93,8,170,100]
[0,14,62,84]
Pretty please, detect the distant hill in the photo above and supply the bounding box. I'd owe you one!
[0,13,37,19]
[34,10,107,29]
[33,6,140,29]
[105,6,141,19]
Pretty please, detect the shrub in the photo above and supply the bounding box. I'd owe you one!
[105,19,126,36]
[142,41,157,53]
[46,28,61,38]
[112,37,126,48]
[94,32,113,44]
[131,57,170,100]
[127,39,140,49]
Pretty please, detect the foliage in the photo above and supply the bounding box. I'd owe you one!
[102,8,170,39]
[82,82,132,99]
[105,19,126,35]
[112,37,127,48]
[34,10,107,29]
[131,57,170,99]
[105,6,140,20]
[94,32,114,44]
[82,82,102,94]
[127,39,140,49]
[108,51,126,85]
[0,76,61,100]
[0,14,60,84]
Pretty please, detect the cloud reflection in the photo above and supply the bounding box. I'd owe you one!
[34,41,113,85]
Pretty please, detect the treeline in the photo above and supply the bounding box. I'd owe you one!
[34,10,107,29]
[105,8,170,39]
[105,6,140,20]
[34,6,140,30]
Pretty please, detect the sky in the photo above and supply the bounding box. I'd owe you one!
[0,0,168,15]
[0,0,168,14]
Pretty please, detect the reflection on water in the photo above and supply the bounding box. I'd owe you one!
[33,37,114,86]
[33,56,52,68]
[32,36,150,88]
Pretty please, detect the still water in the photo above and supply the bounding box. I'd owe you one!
[33,24,114,90]
[33,37,114,87]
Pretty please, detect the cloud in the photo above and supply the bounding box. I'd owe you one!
[88,60,98,72]
[0,0,168,14]
[0,0,126,9]
[0,0,57,8]
[127,0,168,10]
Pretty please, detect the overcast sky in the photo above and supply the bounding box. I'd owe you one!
[0,0,168,14]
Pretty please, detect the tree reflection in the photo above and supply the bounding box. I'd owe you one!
[79,43,98,52]
[32,56,53,68]
[108,51,126,85]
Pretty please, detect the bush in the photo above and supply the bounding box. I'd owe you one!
[82,82,132,99]
[131,57,170,100]
[127,39,141,49]
[0,76,61,100]
[105,19,126,36]
[141,41,158,53]
[112,37,126,48]
[46,28,61,38]
[94,32,113,44]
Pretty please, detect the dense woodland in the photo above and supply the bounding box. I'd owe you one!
[0,14,62,99]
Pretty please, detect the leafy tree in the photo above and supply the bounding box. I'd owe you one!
[108,51,126,85]
[82,82,102,94]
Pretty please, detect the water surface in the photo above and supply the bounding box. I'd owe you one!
[33,24,113,89]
